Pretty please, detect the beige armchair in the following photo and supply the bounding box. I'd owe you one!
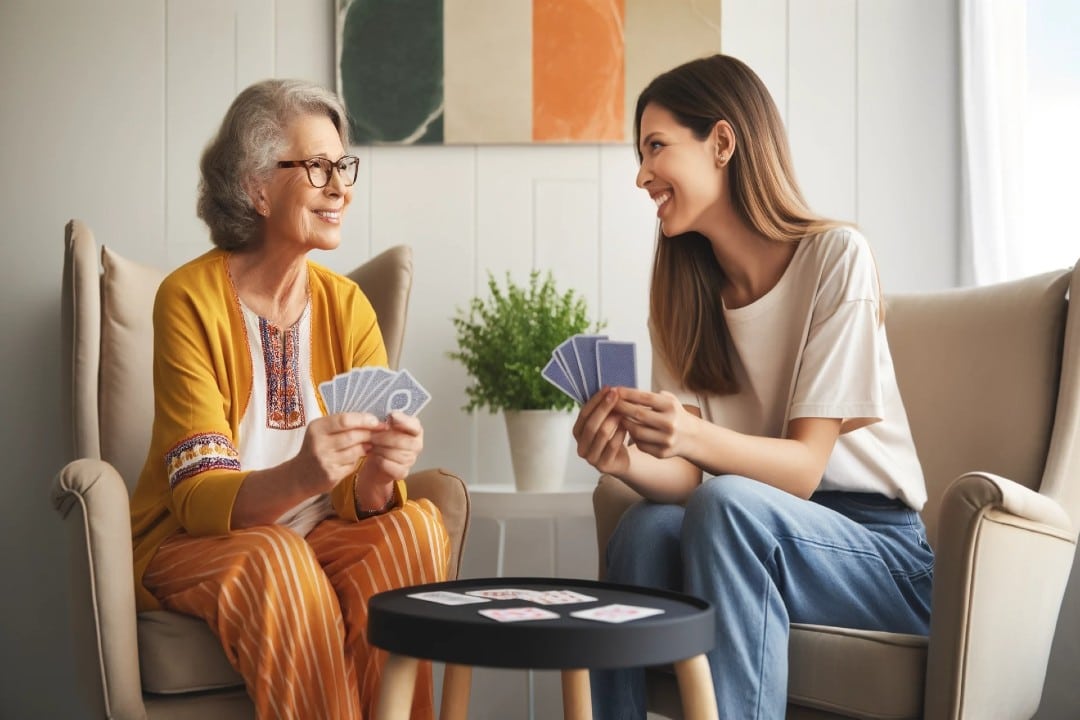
[52,220,472,719]
[594,260,1080,719]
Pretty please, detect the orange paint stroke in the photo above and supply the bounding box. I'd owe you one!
[533,0,626,142]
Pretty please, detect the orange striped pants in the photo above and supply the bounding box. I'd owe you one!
[143,499,450,720]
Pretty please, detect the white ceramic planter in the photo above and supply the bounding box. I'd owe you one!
[503,409,575,492]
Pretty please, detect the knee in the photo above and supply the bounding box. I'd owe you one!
[233,526,333,608]
[684,475,769,538]
[610,502,680,554]
[390,500,451,584]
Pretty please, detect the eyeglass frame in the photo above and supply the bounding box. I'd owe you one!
[276,155,360,188]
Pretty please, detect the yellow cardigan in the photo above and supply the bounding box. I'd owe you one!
[130,248,406,611]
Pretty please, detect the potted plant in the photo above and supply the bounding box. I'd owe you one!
[449,270,603,491]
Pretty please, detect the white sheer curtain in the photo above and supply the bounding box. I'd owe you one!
[959,0,1027,286]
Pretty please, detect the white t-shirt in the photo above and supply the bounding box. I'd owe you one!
[652,227,927,510]
[236,301,334,536]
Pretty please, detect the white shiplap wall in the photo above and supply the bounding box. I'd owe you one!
[159,0,660,490]
[153,0,962,492]
[0,0,967,718]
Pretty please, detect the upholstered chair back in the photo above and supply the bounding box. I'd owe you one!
[885,270,1074,544]
[62,219,414,492]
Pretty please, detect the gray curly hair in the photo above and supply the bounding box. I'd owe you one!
[197,79,350,250]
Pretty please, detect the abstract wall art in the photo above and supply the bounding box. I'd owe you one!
[335,0,722,145]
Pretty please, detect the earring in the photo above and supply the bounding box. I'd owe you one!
[717,153,728,166]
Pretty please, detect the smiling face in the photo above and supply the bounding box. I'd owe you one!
[257,113,352,252]
[636,103,727,238]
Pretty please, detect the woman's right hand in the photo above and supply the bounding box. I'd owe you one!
[294,413,383,494]
[572,387,631,475]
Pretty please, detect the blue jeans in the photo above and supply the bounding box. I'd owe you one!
[591,475,934,720]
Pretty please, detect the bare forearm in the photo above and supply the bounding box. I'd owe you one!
[682,419,836,499]
[614,446,702,504]
[231,459,313,529]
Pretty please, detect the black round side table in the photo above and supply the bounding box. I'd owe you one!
[368,576,717,720]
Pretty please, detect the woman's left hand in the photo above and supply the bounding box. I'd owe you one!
[614,388,697,460]
[354,412,424,508]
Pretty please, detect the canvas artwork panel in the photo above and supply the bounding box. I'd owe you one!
[335,0,722,145]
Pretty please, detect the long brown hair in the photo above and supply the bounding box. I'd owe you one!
[637,54,844,395]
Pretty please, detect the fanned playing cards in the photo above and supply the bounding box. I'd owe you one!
[318,367,431,421]
[541,333,637,404]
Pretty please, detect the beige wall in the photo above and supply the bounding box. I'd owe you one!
[0,0,968,717]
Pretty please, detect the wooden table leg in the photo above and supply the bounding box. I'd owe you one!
[561,668,593,720]
[674,654,718,720]
[439,663,472,720]
[375,653,420,720]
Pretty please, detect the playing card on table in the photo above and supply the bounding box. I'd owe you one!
[408,590,490,606]
[465,588,537,601]
[529,590,598,606]
[570,603,664,623]
[478,607,560,623]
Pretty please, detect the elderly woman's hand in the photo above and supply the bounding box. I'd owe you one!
[353,411,424,511]
[295,412,383,495]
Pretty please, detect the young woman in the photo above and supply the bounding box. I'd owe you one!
[575,54,933,719]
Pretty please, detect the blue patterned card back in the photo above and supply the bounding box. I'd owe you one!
[596,341,637,390]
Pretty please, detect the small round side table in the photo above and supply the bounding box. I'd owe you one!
[369,576,718,720]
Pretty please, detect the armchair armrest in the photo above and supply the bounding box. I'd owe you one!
[592,474,645,580]
[404,468,470,580]
[51,458,146,720]
[925,471,1076,720]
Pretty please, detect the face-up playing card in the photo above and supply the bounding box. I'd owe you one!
[408,590,490,606]
[596,340,637,390]
[570,604,664,623]
[529,590,598,606]
[466,588,537,601]
[478,607,560,623]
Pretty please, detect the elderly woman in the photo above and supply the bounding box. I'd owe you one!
[129,79,449,719]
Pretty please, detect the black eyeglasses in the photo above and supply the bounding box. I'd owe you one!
[276,155,360,188]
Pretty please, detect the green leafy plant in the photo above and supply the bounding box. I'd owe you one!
[449,270,603,412]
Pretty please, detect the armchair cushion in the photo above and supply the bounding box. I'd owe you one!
[347,245,413,370]
[137,612,243,694]
[99,246,163,487]
[787,624,926,719]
